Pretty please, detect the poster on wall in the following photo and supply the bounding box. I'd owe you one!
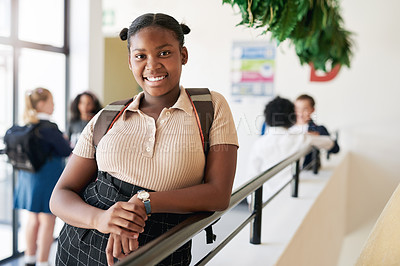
[231,41,275,103]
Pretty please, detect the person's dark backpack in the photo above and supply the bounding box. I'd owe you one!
[93,88,218,244]
[4,122,52,172]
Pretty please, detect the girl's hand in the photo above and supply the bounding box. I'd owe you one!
[94,201,147,238]
[106,233,139,265]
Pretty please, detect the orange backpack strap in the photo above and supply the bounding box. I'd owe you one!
[93,98,133,148]
[185,88,214,155]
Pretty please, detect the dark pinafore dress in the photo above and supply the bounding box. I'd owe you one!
[56,171,191,266]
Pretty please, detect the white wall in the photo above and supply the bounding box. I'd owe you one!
[70,0,103,101]
[102,0,400,240]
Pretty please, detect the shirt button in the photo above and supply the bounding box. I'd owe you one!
[160,120,165,124]
[146,147,151,152]
[149,137,155,142]
[166,111,171,117]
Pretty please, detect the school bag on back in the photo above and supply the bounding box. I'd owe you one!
[4,122,50,172]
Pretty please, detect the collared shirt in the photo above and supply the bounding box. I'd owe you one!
[37,112,52,121]
[73,87,238,191]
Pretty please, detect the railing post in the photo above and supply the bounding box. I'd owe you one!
[312,148,319,174]
[250,186,262,244]
[291,160,300,197]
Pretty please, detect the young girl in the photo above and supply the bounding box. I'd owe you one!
[50,13,238,266]
[68,91,102,148]
[15,87,72,266]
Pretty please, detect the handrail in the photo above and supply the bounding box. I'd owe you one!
[116,145,314,266]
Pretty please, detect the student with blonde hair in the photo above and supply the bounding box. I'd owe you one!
[14,87,72,266]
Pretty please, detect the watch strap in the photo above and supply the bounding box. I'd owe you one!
[143,200,151,215]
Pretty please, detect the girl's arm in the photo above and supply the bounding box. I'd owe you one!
[49,154,147,238]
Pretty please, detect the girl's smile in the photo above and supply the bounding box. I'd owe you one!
[128,26,188,98]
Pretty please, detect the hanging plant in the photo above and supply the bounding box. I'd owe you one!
[223,0,354,72]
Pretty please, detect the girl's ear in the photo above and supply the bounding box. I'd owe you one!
[128,54,133,70]
[181,46,188,65]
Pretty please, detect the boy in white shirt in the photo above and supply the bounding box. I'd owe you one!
[247,96,334,203]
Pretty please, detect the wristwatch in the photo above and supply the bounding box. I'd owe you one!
[137,190,151,216]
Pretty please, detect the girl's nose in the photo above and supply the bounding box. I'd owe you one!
[145,56,160,70]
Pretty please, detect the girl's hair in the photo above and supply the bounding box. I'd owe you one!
[119,13,191,51]
[23,87,52,124]
[264,96,296,129]
[70,91,102,122]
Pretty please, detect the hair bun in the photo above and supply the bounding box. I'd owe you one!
[119,28,128,41]
[180,24,191,35]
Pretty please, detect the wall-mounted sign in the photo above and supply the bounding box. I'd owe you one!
[231,41,275,99]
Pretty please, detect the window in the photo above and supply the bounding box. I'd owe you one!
[0,0,69,262]
[0,0,11,37]
[0,44,13,261]
[19,48,66,129]
[18,0,64,47]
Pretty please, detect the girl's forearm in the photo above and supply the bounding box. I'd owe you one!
[50,188,102,229]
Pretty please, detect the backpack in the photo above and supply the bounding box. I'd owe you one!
[4,121,53,172]
[93,88,218,243]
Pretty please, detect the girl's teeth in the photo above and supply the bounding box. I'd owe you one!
[147,76,165,82]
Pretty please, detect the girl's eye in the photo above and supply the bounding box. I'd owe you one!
[135,54,145,60]
[160,51,170,56]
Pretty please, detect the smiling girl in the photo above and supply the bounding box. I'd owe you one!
[50,13,238,266]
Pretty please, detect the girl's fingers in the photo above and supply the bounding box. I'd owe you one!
[111,218,144,235]
[107,225,139,240]
[129,238,139,252]
[113,235,128,261]
[106,235,115,266]
[112,235,122,258]
[119,201,148,221]
[121,236,130,255]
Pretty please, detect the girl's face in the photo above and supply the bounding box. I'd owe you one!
[128,26,188,97]
[37,95,54,115]
[78,94,95,116]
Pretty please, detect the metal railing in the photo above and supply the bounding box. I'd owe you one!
[117,145,316,266]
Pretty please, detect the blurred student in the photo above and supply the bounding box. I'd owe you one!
[68,91,102,147]
[291,94,340,169]
[247,96,334,202]
[15,88,72,266]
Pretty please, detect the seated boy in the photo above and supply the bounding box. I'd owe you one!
[291,94,340,169]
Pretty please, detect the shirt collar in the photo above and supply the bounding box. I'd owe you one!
[125,86,193,115]
[37,112,52,121]
[171,86,193,115]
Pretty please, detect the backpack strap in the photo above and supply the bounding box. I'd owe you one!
[186,88,218,244]
[93,98,133,148]
[185,88,214,155]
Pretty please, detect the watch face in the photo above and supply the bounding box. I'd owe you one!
[138,191,150,200]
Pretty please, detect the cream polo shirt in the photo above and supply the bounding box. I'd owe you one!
[73,87,238,191]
